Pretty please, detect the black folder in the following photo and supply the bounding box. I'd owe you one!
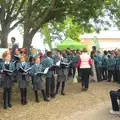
[19,67,32,73]
[14,55,20,61]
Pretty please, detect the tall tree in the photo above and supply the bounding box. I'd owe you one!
[22,0,112,53]
[0,0,26,47]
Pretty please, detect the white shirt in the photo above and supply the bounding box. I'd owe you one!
[80,53,91,68]
[5,61,10,64]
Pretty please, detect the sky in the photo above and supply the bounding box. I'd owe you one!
[8,27,120,50]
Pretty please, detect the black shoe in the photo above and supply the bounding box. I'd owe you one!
[61,92,65,96]
[4,106,7,110]
[84,88,88,91]
[44,97,50,102]
[8,104,12,108]
[36,99,40,103]
[50,94,55,98]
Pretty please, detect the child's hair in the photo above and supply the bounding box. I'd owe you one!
[47,51,52,57]
[20,54,28,62]
[31,48,37,55]
[2,51,10,59]
[33,56,40,62]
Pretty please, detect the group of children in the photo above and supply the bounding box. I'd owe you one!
[0,49,69,110]
[1,45,120,110]
[92,48,120,83]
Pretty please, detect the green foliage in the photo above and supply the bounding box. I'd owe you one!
[41,24,52,50]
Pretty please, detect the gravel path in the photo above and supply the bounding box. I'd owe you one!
[0,81,119,120]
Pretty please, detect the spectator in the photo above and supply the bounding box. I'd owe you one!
[109,89,120,114]
[76,48,92,91]
[11,37,19,59]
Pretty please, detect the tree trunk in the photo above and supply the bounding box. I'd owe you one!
[23,33,33,55]
[0,30,9,48]
[47,42,52,50]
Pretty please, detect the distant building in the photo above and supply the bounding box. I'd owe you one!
[81,31,120,50]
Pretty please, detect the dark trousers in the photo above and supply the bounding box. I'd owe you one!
[80,68,90,89]
[35,90,46,102]
[114,69,118,82]
[110,90,120,111]
[3,87,12,109]
[73,66,76,78]
[108,70,115,81]
[46,75,55,97]
[20,88,27,105]
[68,66,72,77]
[96,67,102,82]
[102,67,108,80]
[117,70,120,84]
[56,81,65,94]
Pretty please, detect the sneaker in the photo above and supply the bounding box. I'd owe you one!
[110,109,119,115]
[44,98,50,102]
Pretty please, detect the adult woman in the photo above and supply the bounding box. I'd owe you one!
[76,48,92,91]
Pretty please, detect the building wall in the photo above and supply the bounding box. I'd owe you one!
[81,38,120,50]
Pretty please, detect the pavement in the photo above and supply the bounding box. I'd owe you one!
[60,102,120,120]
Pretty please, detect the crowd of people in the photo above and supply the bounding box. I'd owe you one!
[0,37,119,114]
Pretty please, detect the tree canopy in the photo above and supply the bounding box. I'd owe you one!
[0,0,119,51]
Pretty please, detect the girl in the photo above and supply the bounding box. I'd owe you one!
[16,55,30,105]
[0,51,15,109]
[56,52,68,95]
[107,52,116,82]
[30,57,50,102]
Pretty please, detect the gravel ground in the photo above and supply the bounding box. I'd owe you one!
[0,81,119,120]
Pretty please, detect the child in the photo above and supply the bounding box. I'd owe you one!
[56,52,68,95]
[16,55,30,105]
[107,52,116,82]
[0,51,15,109]
[30,57,50,102]
[41,51,55,98]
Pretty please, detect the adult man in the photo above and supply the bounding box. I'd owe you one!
[11,37,19,59]
[110,90,120,114]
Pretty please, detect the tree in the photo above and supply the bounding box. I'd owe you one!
[0,0,26,47]
[22,0,112,53]
[41,23,52,50]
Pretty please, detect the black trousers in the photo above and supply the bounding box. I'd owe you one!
[34,90,46,102]
[3,87,12,109]
[114,69,118,82]
[102,67,108,80]
[72,66,76,78]
[68,66,73,77]
[110,90,120,111]
[108,70,115,81]
[117,70,120,84]
[46,75,55,97]
[56,81,65,94]
[80,68,90,89]
[20,88,27,105]
[96,67,102,82]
